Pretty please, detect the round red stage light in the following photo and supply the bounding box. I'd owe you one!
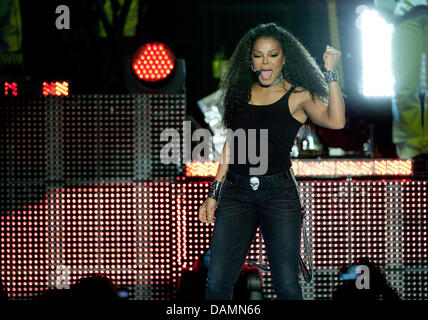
[131,42,175,82]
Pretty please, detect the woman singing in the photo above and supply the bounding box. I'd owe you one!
[198,22,345,300]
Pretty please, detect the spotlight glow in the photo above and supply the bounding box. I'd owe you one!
[359,9,394,97]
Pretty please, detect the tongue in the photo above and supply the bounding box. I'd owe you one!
[260,70,272,80]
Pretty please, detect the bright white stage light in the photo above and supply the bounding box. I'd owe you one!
[358,8,394,97]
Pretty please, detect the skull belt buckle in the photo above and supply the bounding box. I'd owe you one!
[249,177,260,191]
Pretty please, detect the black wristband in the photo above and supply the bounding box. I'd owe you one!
[324,70,339,83]
[207,180,222,201]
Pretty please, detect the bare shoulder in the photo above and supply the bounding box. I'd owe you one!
[293,86,310,97]
[287,86,309,122]
[291,86,312,108]
[293,86,323,105]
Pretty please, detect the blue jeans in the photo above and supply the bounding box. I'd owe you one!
[205,169,303,300]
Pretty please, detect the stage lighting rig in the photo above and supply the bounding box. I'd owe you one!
[124,42,186,94]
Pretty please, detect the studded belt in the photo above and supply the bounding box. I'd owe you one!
[225,168,293,191]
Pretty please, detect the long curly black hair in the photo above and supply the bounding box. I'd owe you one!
[218,22,329,129]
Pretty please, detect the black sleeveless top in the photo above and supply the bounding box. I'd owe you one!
[227,85,303,176]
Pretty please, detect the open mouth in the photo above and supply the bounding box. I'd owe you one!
[260,69,273,80]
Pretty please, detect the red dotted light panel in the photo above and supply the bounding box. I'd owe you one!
[4,82,18,96]
[0,93,185,300]
[43,82,69,96]
[1,81,71,96]
[1,179,427,300]
[1,95,427,300]
[185,160,413,178]
[0,183,175,299]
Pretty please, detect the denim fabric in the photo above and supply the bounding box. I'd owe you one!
[205,169,303,300]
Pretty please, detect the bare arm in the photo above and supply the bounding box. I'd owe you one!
[300,45,346,130]
[214,139,230,182]
[300,82,346,130]
[327,80,346,127]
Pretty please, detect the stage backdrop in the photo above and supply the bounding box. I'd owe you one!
[0,94,427,300]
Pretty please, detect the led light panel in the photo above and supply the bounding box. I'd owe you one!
[1,95,426,300]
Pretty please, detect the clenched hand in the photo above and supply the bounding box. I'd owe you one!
[199,197,217,223]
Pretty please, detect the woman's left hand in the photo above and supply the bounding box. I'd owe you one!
[323,45,341,71]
